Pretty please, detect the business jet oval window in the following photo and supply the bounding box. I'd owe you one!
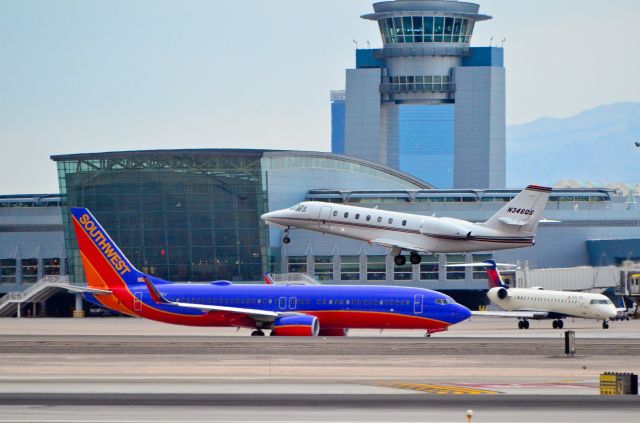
[388,218,393,224]
[377,217,382,223]
[333,211,338,217]
[344,212,349,218]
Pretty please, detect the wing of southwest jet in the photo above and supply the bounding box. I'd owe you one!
[472,310,549,319]
[369,238,430,253]
[143,276,287,321]
[48,283,112,296]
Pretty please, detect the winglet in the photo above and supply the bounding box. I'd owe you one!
[264,272,275,285]
[143,276,169,303]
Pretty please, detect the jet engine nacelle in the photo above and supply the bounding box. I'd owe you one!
[271,315,320,336]
[488,287,509,301]
[421,219,471,238]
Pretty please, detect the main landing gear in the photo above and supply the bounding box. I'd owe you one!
[552,319,564,329]
[518,319,530,330]
[251,330,265,336]
[283,228,291,244]
[602,321,610,330]
[393,252,422,266]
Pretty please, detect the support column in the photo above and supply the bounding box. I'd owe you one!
[73,293,84,318]
[16,303,21,318]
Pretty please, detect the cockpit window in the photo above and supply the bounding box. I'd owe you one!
[590,299,612,305]
[289,203,301,210]
[293,204,307,212]
[435,298,455,305]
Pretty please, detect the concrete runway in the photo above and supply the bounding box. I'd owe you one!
[0,317,639,422]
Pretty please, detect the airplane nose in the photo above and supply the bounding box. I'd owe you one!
[261,211,281,222]
[453,304,472,323]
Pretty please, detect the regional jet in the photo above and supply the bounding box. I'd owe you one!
[71,208,471,337]
[468,260,618,329]
[262,185,552,266]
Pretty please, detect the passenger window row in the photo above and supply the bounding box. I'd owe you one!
[332,210,408,227]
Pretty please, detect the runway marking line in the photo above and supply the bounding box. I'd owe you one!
[372,381,500,395]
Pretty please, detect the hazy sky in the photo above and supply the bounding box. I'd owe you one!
[1,0,639,194]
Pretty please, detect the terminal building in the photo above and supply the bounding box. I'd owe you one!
[332,0,505,189]
[1,149,640,315]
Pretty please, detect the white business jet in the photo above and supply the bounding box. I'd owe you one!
[261,185,551,266]
[464,260,618,330]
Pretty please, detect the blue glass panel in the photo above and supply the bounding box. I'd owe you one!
[397,105,455,188]
[331,100,346,154]
[424,17,433,42]
[403,16,413,36]
[434,16,444,42]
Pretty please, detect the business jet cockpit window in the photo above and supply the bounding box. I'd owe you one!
[289,204,307,212]
[590,299,613,305]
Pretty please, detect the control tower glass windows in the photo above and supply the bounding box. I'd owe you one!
[434,17,444,42]
[424,17,433,42]
[379,16,472,45]
[385,75,451,93]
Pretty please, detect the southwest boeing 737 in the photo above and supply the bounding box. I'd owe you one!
[71,208,471,336]
[262,185,551,266]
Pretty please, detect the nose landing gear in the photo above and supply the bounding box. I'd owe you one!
[283,228,291,244]
[602,320,609,329]
[518,319,530,329]
[552,319,564,329]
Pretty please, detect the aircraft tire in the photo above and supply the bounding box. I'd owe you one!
[603,321,609,330]
[283,236,291,244]
[394,255,407,266]
[557,320,564,329]
[410,253,421,265]
[518,320,524,330]
[523,320,530,329]
[251,330,265,337]
[552,320,558,329]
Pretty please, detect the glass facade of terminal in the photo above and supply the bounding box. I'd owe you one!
[55,153,268,284]
[378,16,474,44]
[398,104,455,188]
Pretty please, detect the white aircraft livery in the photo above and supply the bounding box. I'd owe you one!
[261,185,552,266]
[472,260,618,329]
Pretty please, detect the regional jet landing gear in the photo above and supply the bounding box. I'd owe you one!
[602,320,610,330]
[552,319,564,329]
[518,319,530,330]
[393,252,422,266]
[251,330,265,336]
[282,228,291,244]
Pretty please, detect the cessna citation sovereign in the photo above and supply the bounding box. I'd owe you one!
[262,185,552,266]
[71,208,471,336]
[471,260,618,330]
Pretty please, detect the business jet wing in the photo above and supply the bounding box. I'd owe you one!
[142,276,287,322]
[472,310,549,319]
[369,238,430,253]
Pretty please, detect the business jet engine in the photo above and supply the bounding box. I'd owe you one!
[271,315,320,336]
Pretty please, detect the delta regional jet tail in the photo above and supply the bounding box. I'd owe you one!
[469,260,618,330]
[262,185,552,266]
[71,208,471,336]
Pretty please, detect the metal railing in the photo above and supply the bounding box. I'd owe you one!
[0,275,71,316]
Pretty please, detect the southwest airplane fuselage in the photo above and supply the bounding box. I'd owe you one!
[72,207,471,336]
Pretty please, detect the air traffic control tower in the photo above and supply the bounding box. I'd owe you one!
[332,0,505,188]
